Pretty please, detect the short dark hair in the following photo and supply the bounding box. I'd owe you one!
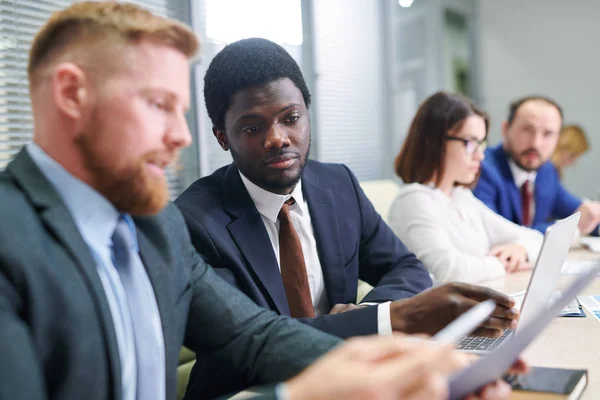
[395,91,489,186]
[507,95,563,125]
[203,37,311,131]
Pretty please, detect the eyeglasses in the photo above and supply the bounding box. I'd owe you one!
[445,136,487,155]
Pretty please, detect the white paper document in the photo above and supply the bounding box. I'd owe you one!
[577,295,600,322]
[432,300,496,344]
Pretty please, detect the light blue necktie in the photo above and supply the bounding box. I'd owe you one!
[112,215,165,400]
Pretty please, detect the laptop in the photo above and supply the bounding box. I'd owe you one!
[456,212,580,353]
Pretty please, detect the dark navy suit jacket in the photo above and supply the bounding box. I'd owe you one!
[473,144,583,233]
[176,160,432,339]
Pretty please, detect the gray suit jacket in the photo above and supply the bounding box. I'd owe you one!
[0,149,341,400]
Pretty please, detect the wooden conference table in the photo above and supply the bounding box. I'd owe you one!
[480,246,600,399]
[233,247,600,399]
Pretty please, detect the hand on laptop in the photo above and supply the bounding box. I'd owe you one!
[488,243,530,272]
[389,283,519,337]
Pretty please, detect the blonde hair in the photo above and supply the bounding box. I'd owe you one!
[552,124,589,162]
[28,1,199,90]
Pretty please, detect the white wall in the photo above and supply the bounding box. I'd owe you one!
[479,0,600,199]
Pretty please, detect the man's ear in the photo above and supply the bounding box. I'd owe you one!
[213,127,229,151]
[52,62,89,122]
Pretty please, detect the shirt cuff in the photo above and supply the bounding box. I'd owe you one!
[275,383,290,400]
[377,301,393,335]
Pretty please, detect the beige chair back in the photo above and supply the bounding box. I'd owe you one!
[359,179,401,223]
[356,179,401,302]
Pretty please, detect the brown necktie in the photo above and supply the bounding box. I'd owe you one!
[278,198,315,318]
[521,180,532,226]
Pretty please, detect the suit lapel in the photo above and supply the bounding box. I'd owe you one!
[302,165,346,306]
[533,170,551,225]
[7,149,122,399]
[508,180,523,224]
[496,148,524,224]
[222,165,291,315]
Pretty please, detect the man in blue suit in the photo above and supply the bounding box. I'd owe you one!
[176,38,519,397]
[473,95,600,234]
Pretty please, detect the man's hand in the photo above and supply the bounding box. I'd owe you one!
[488,244,531,272]
[329,303,361,314]
[286,335,525,400]
[390,283,519,337]
[465,359,529,400]
[286,335,458,400]
[466,380,511,400]
[577,201,600,235]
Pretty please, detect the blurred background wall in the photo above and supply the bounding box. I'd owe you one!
[479,0,600,200]
[0,0,597,199]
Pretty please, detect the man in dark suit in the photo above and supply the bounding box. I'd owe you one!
[473,95,600,235]
[176,38,519,397]
[2,3,516,400]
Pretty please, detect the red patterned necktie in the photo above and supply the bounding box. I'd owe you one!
[521,180,532,226]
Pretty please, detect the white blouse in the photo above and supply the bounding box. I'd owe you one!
[388,183,544,284]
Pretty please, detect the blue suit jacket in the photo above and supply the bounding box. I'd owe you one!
[473,144,582,233]
[176,161,432,339]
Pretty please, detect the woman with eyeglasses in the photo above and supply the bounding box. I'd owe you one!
[389,92,543,283]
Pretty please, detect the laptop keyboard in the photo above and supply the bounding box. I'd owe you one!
[456,291,582,352]
[456,328,513,352]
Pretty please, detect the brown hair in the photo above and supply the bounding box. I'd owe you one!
[551,124,590,177]
[395,91,489,186]
[553,124,589,158]
[28,1,199,90]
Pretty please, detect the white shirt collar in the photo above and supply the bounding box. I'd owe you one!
[239,171,307,223]
[508,158,537,188]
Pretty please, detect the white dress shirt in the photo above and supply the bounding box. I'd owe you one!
[389,183,544,284]
[509,159,537,222]
[240,172,392,334]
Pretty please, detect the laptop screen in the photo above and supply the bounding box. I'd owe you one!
[516,212,580,330]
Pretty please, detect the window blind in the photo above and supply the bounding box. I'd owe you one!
[311,0,387,180]
[0,0,186,197]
